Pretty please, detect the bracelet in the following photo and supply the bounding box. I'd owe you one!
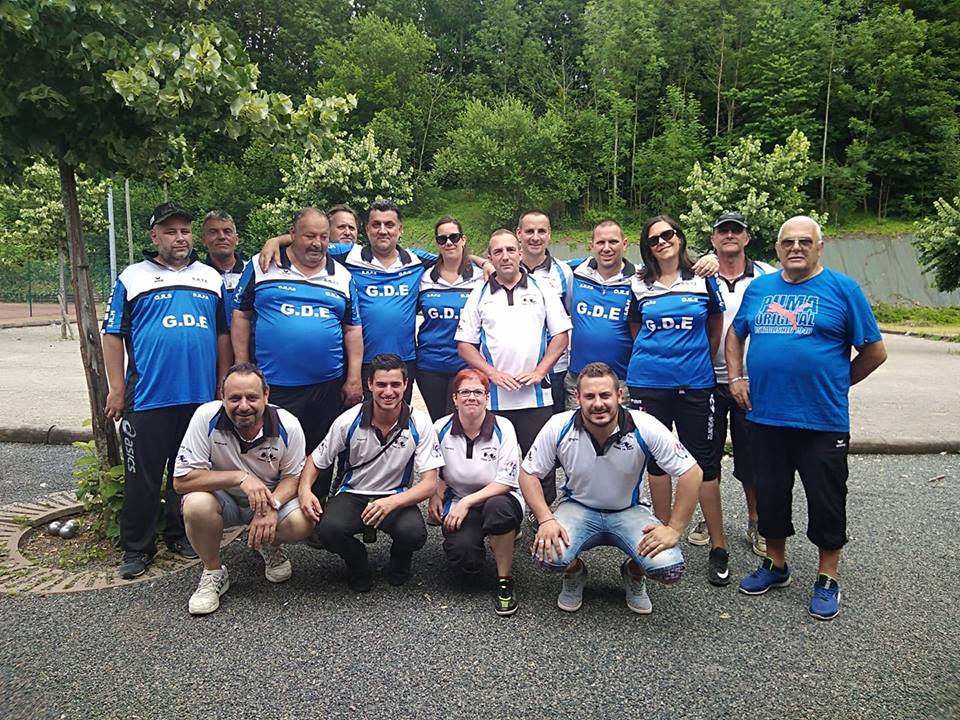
[539,516,557,525]
[238,471,248,486]
[729,376,747,383]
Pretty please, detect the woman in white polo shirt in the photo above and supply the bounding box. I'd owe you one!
[428,369,524,616]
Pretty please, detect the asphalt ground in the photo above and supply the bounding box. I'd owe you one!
[1,443,957,720]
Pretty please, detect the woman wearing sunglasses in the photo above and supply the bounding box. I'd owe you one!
[428,369,523,616]
[626,215,729,587]
[416,216,485,420]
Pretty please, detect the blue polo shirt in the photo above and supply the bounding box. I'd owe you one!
[568,259,635,378]
[731,268,881,432]
[417,264,483,373]
[626,271,724,389]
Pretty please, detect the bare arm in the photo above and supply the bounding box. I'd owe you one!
[850,340,887,386]
[724,329,751,411]
[520,468,570,563]
[707,312,723,359]
[629,322,641,340]
[259,233,292,272]
[443,480,512,532]
[638,463,703,558]
[173,467,276,515]
[363,469,440,527]
[231,309,253,363]
[458,341,521,391]
[102,334,126,420]
[341,323,363,406]
[216,332,232,389]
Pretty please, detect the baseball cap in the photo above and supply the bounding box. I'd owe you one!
[712,211,748,229]
[149,202,193,228]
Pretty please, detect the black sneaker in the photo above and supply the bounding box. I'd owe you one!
[386,553,413,586]
[168,537,199,559]
[118,551,155,579]
[346,558,373,593]
[495,578,518,617]
[708,547,731,586]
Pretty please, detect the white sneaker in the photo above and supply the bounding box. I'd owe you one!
[258,543,292,583]
[620,560,653,614]
[188,566,230,615]
[688,519,710,546]
[747,522,767,557]
[557,561,588,612]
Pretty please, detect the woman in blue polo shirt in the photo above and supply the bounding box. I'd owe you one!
[416,216,483,420]
[626,215,729,587]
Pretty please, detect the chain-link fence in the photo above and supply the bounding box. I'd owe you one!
[0,235,120,305]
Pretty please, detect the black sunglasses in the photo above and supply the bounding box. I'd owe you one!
[646,228,678,246]
[435,232,464,245]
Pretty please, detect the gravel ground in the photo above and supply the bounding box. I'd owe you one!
[0,444,958,720]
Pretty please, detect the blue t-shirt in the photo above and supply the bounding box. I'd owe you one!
[626,271,724,389]
[234,250,360,387]
[102,253,226,411]
[417,264,483,373]
[731,267,881,432]
[568,259,636,378]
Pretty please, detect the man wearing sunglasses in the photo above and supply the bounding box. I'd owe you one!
[726,215,887,620]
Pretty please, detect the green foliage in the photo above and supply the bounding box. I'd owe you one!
[870,304,960,326]
[72,440,124,544]
[433,97,582,225]
[680,130,826,256]
[914,196,960,292]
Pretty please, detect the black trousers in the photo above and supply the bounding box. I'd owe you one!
[270,379,344,498]
[416,369,456,421]
[442,495,522,573]
[495,406,556,504]
[362,360,417,404]
[119,404,197,554]
[316,492,427,568]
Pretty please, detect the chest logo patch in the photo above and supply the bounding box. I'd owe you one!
[755,295,819,335]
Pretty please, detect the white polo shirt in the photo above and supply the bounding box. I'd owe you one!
[523,252,573,373]
[522,408,697,512]
[434,411,523,513]
[455,271,572,411]
[174,401,306,501]
[311,401,444,495]
[713,258,776,384]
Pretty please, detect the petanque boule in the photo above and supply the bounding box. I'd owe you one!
[58,520,79,539]
[46,521,63,536]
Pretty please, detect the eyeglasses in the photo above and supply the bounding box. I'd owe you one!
[715,224,745,235]
[435,232,464,245]
[777,236,816,250]
[455,389,486,398]
[646,228,677,246]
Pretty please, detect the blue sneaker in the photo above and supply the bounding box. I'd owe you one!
[809,574,841,620]
[738,557,792,595]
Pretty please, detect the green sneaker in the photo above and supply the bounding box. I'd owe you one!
[495,578,518,616]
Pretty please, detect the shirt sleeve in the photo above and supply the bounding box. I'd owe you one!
[731,284,758,338]
[279,415,307,479]
[636,412,698,479]
[101,278,129,335]
[173,407,213,477]
[705,275,725,314]
[410,247,439,264]
[454,285,483,344]
[234,260,257,312]
[413,416,445,474]
[493,419,521,489]
[520,417,560,478]
[215,290,228,333]
[843,279,882,348]
[627,289,643,324]
[310,411,351,469]
[543,285,573,337]
[346,277,362,326]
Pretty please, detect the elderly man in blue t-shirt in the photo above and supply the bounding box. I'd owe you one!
[725,215,887,621]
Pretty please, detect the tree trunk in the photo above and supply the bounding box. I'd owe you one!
[612,110,619,203]
[715,28,724,136]
[630,91,639,207]
[58,156,121,469]
[57,236,74,341]
[819,31,835,211]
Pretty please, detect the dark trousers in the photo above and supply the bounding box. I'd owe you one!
[550,371,566,414]
[362,360,417,404]
[316,492,427,568]
[416,369,456,421]
[270,379,344,498]
[496,406,556,504]
[119,404,197,554]
[442,495,522,573]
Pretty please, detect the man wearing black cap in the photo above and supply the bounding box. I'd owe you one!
[685,211,776,568]
[102,203,232,579]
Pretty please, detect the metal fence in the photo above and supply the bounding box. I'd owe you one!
[0,238,117,305]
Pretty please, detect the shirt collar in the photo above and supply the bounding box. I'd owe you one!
[573,406,636,447]
[430,261,476,284]
[143,249,200,269]
[213,404,279,453]
[360,244,413,267]
[203,252,245,274]
[585,257,635,279]
[450,410,496,440]
[522,250,553,273]
[358,399,412,430]
[279,246,336,276]
[489,270,529,293]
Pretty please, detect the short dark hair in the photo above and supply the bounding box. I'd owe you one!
[576,362,619,391]
[221,362,269,394]
[368,353,408,381]
[591,218,623,240]
[488,228,518,253]
[517,209,551,229]
[367,198,402,222]
[291,207,327,232]
[638,214,694,282]
[328,204,360,227]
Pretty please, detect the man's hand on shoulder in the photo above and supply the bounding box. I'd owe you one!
[691,253,719,277]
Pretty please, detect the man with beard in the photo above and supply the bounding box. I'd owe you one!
[174,363,314,614]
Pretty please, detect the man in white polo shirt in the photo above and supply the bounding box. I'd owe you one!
[173,363,314,615]
[299,353,444,592]
[519,362,703,614]
[456,229,571,506]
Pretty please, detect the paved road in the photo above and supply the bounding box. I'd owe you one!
[1,443,957,720]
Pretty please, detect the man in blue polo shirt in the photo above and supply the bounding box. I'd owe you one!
[727,215,887,620]
[103,202,231,579]
[232,207,363,498]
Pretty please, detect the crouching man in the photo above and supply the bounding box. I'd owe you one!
[519,362,703,614]
[173,363,315,615]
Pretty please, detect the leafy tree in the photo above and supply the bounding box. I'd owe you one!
[432,97,582,224]
[680,130,825,256]
[914,196,960,292]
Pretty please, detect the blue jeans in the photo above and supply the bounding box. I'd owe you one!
[540,499,685,583]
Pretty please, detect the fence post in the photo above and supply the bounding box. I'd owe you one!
[27,258,33,317]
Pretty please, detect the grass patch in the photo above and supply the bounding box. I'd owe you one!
[871,304,960,325]
[826,212,915,237]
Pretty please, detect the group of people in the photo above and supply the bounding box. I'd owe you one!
[101,199,886,622]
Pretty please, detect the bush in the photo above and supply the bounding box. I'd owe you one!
[914,196,960,292]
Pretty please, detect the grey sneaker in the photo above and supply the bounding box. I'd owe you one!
[688,519,710,546]
[557,561,588,612]
[189,566,230,615]
[257,543,292,583]
[747,521,767,557]
[620,560,653,614]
